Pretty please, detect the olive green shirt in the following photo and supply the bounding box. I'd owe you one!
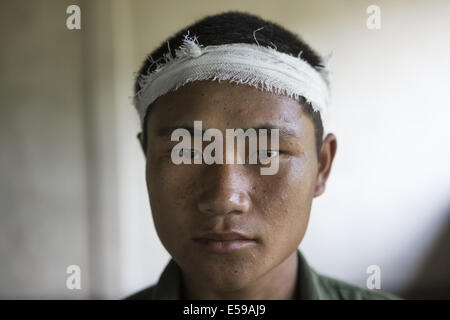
[125,249,400,300]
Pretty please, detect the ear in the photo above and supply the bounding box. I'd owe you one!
[137,132,146,156]
[314,133,337,197]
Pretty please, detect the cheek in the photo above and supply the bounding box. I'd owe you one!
[145,159,200,250]
[147,158,200,209]
[255,157,317,244]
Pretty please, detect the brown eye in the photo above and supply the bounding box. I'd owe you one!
[258,150,279,162]
[178,148,202,160]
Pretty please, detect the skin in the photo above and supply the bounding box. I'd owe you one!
[138,80,337,300]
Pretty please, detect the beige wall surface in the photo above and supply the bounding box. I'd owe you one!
[0,0,89,298]
[1,0,450,299]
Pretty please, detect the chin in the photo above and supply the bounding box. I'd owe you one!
[175,245,267,290]
[205,272,255,292]
[194,259,262,291]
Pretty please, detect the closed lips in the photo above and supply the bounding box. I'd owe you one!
[194,232,254,241]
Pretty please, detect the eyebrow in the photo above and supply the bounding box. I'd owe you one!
[156,123,299,139]
[252,124,299,139]
[157,126,201,137]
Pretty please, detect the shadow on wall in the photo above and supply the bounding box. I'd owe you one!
[401,205,450,299]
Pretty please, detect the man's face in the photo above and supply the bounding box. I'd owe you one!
[144,80,324,291]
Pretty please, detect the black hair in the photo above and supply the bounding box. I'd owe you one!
[135,11,325,156]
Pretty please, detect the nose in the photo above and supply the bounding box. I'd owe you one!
[197,164,251,216]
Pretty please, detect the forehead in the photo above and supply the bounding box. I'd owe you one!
[146,80,314,138]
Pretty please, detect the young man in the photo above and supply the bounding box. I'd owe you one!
[126,11,398,300]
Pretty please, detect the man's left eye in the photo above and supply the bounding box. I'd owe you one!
[258,150,279,161]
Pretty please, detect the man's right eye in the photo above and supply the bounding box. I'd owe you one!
[177,148,202,160]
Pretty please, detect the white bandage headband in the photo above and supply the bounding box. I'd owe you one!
[135,34,331,133]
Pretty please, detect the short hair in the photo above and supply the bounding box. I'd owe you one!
[135,11,325,156]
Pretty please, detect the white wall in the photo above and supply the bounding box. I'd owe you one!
[0,0,89,299]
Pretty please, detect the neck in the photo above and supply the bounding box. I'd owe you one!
[181,250,298,300]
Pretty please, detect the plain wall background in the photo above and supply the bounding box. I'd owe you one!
[1,0,449,299]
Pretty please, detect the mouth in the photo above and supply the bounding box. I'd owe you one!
[192,231,257,253]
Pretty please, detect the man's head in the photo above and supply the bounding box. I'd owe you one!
[135,12,337,295]
[136,11,327,157]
